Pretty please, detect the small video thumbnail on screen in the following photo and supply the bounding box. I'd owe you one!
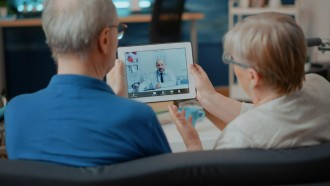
[125,48,190,98]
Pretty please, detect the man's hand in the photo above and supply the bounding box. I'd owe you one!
[106,59,127,97]
[156,83,161,89]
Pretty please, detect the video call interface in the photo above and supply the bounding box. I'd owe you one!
[125,48,190,98]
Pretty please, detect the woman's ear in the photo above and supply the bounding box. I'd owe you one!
[248,68,260,88]
[98,27,111,55]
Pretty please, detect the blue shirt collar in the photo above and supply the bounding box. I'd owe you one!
[48,74,114,94]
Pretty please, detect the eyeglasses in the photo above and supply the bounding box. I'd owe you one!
[108,23,127,40]
[222,53,251,68]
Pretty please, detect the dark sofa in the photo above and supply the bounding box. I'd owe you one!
[1,142,330,186]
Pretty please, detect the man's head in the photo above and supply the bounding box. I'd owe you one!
[156,59,166,73]
[223,12,307,95]
[42,0,118,63]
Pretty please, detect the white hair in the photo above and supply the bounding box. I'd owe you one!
[223,12,306,94]
[42,0,117,60]
[156,59,166,65]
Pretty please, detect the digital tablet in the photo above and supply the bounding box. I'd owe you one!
[117,42,196,103]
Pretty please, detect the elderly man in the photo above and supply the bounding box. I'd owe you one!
[139,59,176,91]
[5,0,171,167]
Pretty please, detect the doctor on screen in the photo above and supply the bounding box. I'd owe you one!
[139,59,176,91]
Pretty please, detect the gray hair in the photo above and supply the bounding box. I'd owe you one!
[223,12,306,95]
[42,0,117,60]
[156,59,166,65]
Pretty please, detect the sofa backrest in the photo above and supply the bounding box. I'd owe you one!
[1,142,330,186]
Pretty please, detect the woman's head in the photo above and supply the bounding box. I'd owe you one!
[223,12,307,95]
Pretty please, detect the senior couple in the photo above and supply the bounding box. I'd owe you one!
[4,0,330,166]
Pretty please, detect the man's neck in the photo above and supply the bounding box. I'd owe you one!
[57,54,105,80]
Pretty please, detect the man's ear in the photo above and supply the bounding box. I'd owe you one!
[98,27,110,55]
[248,68,260,88]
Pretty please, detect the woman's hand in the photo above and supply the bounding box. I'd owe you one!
[106,59,127,97]
[189,64,217,106]
[168,105,203,151]
[190,64,243,125]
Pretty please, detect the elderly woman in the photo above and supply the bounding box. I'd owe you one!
[169,12,330,151]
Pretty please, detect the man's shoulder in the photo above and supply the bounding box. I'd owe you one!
[7,92,41,108]
[165,69,174,74]
[5,92,44,120]
[109,98,159,127]
[110,97,155,115]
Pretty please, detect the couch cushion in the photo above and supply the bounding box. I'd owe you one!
[1,142,330,186]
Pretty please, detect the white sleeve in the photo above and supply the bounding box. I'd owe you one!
[213,126,254,149]
[144,72,158,90]
[160,70,176,88]
[240,102,254,114]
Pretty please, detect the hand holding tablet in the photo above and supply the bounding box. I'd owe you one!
[117,42,196,103]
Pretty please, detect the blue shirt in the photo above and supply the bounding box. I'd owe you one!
[5,75,171,167]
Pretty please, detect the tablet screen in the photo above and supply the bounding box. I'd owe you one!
[118,42,196,103]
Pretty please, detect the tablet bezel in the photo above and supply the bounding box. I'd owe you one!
[117,42,196,103]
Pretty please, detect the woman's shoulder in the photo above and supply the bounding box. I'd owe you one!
[229,106,274,130]
[303,73,330,96]
[305,73,329,85]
